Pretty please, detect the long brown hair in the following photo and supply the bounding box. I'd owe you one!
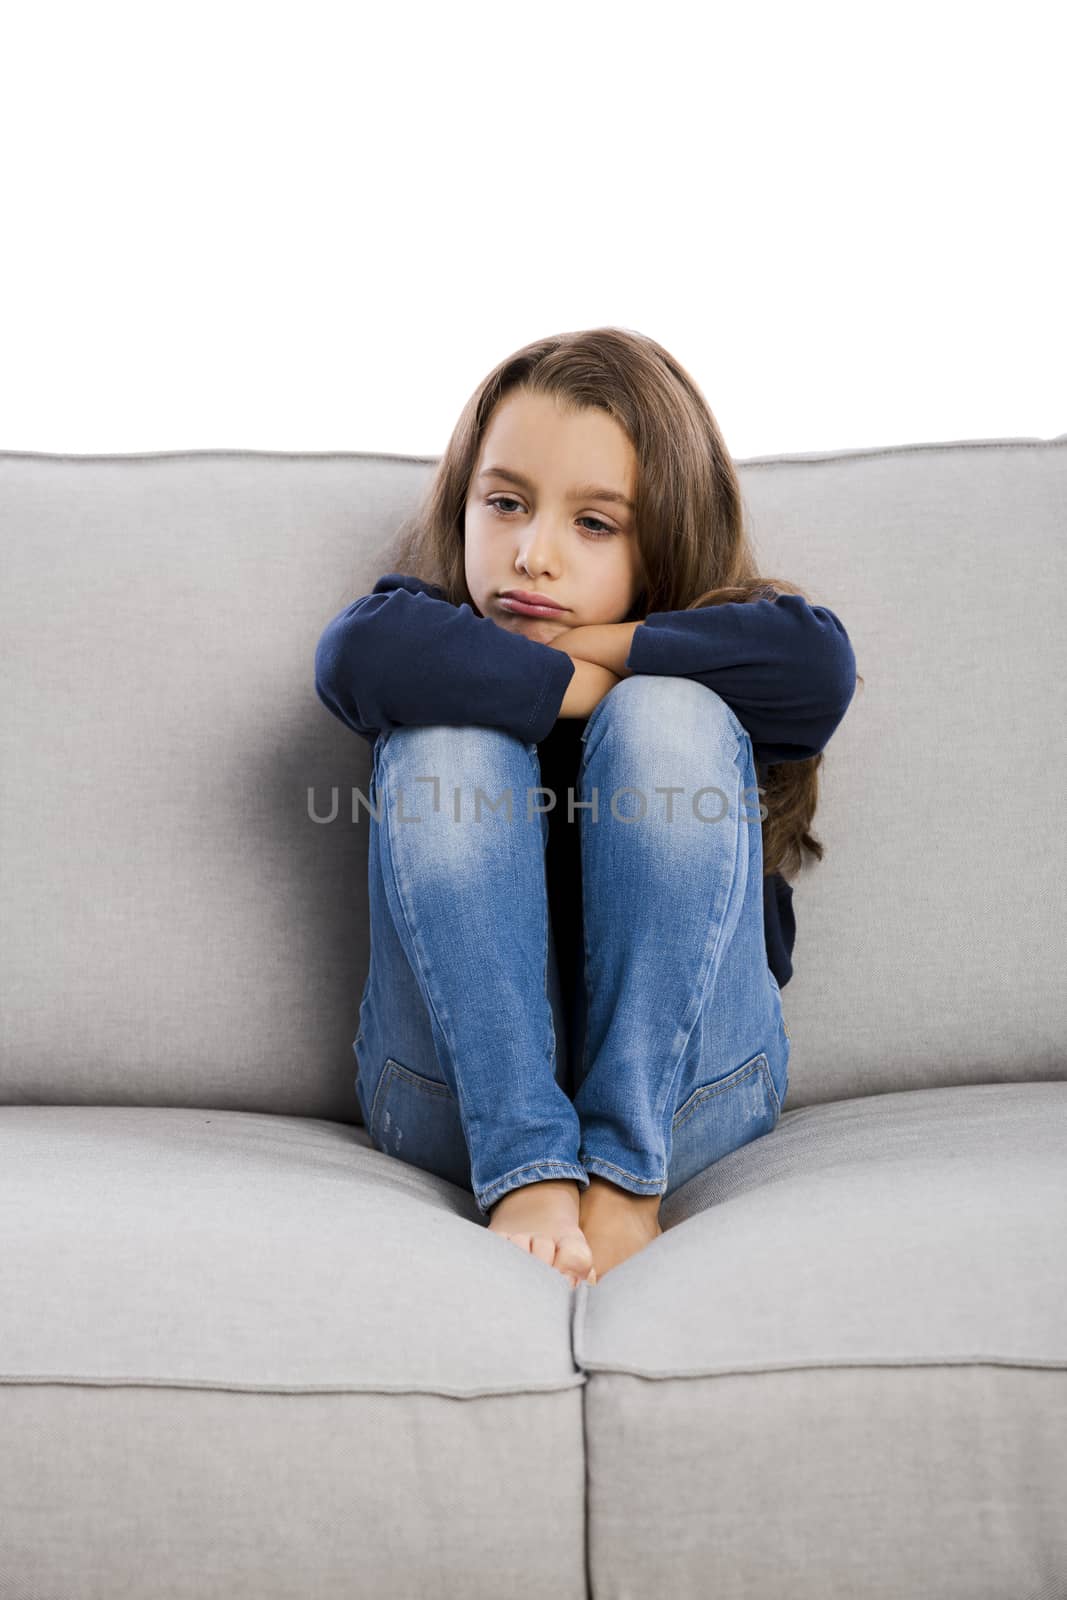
[384,326,862,881]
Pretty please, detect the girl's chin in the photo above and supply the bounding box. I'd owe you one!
[507,616,571,641]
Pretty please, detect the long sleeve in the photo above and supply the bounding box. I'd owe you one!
[625,591,857,763]
[314,572,576,747]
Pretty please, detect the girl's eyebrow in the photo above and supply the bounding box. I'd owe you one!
[478,466,635,515]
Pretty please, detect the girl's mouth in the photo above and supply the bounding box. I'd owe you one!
[498,596,567,619]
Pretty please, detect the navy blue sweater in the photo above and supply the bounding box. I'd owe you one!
[315,572,857,992]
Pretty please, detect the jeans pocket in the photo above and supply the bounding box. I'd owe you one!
[668,1050,781,1194]
[367,1056,474,1192]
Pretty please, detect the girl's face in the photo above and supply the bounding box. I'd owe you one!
[464,388,645,643]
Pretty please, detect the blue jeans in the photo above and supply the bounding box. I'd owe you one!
[352,675,791,1216]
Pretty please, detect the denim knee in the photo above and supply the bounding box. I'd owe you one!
[581,677,750,812]
[597,674,745,745]
[374,723,550,867]
[376,724,540,816]
[378,722,531,775]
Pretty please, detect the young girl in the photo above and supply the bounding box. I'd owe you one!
[314,327,859,1288]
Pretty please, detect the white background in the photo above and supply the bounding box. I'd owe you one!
[1,0,1062,456]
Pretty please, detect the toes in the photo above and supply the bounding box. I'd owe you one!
[566,1265,598,1289]
[495,1226,599,1287]
[529,1235,556,1268]
[553,1230,595,1279]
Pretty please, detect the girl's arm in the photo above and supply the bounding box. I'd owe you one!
[554,621,640,680]
[314,572,576,746]
[565,596,857,763]
[558,657,623,718]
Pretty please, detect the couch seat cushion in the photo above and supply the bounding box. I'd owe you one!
[577,1082,1067,1599]
[0,1106,586,1599]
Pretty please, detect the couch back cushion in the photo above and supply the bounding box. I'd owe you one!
[1,439,1064,1119]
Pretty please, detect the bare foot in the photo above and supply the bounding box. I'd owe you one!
[578,1174,664,1279]
[487,1179,596,1288]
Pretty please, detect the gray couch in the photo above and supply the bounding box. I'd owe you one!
[1,435,1065,1599]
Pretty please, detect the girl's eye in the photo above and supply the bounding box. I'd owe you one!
[486,496,616,539]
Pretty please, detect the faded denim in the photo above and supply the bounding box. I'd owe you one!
[352,675,791,1216]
